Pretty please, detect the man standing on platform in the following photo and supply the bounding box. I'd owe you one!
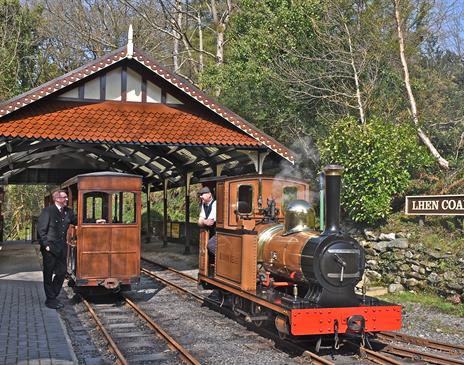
[197,186,217,255]
[37,190,77,309]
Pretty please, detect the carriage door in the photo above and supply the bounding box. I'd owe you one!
[109,192,139,278]
[79,192,111,279]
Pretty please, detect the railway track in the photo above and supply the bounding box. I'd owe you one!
[135,257,311,364]
[141,256,464,365]
[141,257,345,365]
[369,332,464,365]
[376,331,464,354]
[80,293,200,365]
[348,338,464,365]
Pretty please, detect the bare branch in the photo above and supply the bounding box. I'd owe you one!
[393,0,449,169]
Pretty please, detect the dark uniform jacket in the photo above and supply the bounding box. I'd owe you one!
[37,205,77,255]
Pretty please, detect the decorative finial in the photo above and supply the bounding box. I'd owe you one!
[127,24,133,59]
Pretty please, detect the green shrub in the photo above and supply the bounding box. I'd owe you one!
[319,116,432,224]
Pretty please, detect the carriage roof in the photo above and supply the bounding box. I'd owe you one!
[61,171,142,189]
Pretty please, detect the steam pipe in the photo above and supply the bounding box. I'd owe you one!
[322,164,344,235]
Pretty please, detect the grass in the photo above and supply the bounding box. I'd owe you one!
[381,291,464,317]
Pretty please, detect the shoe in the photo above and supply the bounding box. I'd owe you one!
[45,300,59,309]
[55,300,64,309]
[45,299,63,309]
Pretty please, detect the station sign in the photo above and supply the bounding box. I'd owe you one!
[171,223,180,238]
[405,195,464,215]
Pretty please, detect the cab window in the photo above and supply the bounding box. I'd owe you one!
[283,186,298,211]
[83,192,109,223]
[237,185,253,214]
[111,192,136,224]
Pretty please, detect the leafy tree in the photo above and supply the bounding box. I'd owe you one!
[0,0,44,100]
[147,186,201,223]
[319,116,432,225]
[200,0,321,146]
[3,185,50,240]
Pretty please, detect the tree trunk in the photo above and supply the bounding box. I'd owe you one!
[172,0,182,73]
[210,0,229,65]
[344,23,365,124]
[197,10,204,73]
[393,0,449,169]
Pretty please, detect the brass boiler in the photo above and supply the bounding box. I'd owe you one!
[256,200,317,282]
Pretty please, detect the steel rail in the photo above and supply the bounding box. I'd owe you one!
[141,267,205,302]
[141,256,197,282]
[301,351,336,365]
[122,295,201,365]
[142,266,335,365]
[81,298,128,365]
[377,331,464,354]
[378,342,464,365]
[358,346,406,365]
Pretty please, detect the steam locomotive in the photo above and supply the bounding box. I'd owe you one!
[198,165,401,340]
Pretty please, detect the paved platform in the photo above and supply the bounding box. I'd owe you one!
[0,241,77,365]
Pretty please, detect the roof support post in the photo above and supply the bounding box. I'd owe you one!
[258,150,270,174]
[163,179,168,247]
[145,183,152,243]
[0,186,4,242]
[184,172,193,255]
[215,163,224,176]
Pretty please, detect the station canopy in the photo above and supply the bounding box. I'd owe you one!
[0,43,295,190]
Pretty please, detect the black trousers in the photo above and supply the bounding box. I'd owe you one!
[207,235,217,255]
[42,247,67,301]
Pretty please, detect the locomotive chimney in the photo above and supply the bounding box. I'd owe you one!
[322,164,344,235]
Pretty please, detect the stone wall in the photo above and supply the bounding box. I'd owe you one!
[357,230,464,304]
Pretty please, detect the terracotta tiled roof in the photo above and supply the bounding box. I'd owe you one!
[0,46,294,162]
[0,100,261,146]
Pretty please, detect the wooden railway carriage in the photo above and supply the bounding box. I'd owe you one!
[198,168,402,339]
[63,172,142,290]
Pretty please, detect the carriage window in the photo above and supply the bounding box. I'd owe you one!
[237,185,253,214]
[112,192,136,224]
[83,192,109,223]
[283,186,298,211]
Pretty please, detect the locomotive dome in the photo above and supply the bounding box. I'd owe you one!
[284,200,315,234]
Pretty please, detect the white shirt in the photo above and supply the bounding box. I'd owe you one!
[199,200,216,221]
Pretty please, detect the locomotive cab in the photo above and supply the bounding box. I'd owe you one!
[199,175,309,291]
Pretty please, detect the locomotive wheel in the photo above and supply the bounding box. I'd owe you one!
[250,302,264,327]
[275,315,290,340]
[232,295,243,317]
